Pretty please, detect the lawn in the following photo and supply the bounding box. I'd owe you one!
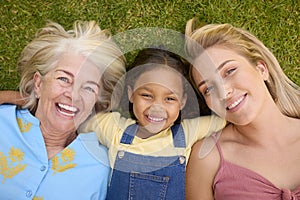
[0,0,299,90]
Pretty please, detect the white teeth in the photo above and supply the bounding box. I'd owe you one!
[227,96,244,110]
[148,115,164,122]
[57,109,76,117]
[57,103,78,117]
[58,103,78,112]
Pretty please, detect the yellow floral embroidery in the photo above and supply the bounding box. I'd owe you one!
[0,147,27,184]
[52,148,77,174]
[17,117,32,133]
[32,196,44,200]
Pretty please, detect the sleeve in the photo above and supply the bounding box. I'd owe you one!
[183,115,226,145]
[79,112,135,148]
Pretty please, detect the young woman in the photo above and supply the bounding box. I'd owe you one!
[185,19,300,200]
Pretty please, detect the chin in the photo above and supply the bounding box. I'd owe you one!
[146,127,162,134]
[229,119,251,126]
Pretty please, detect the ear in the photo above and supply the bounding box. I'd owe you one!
[256,61,269,81]
[180,93,187,110]
[33,72,42,98]
[127,86,134,103]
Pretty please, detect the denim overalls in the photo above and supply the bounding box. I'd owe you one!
[106,123,186,200]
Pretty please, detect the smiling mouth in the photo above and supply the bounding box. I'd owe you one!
[56,103,78,117]
[226,94,246,110]
[146,115,166,123]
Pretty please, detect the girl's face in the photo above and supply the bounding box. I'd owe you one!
[192,46,269,125]
[34,52,102,134]
[128,67,187,134]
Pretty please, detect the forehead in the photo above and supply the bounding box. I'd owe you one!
[192,47,237,79]
[133,67,183,90]
[53,52,102,82]
[192,51,216,82]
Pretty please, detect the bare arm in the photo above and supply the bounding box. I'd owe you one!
[186,138,220,200]
[0,90,26,106]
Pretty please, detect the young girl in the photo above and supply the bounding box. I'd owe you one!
[185,19,300,199]
[80,47,225,200]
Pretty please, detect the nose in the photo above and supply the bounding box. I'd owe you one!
[149,103,164,112]
[64,84,81,102]
[148,103,166,117]
[218,80,233,100]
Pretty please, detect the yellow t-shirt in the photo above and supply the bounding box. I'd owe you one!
[80,112,225,168]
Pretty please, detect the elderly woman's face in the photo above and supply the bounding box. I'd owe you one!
[34,52,102,133]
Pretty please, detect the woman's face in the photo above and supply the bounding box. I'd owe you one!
[34,52,102,134]
[128,67,187,134]
[192,46,269,125]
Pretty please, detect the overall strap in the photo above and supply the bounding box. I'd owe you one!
[120,123,138,144]
[171,123,186,148]
[120,123,186,147]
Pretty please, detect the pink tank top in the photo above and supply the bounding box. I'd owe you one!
[213,140,300,200]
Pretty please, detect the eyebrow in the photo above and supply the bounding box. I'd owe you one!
[196,59,235,88]
[86,81,101,88]
[216,59,234,72]
[55,69,74,77]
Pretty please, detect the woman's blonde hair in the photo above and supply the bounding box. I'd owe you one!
[18,20,126,112]
[185,18,300,118]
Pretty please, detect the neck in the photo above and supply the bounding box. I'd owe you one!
[40,125,77,159]
[136,126,158,139]
[232,102,294,147]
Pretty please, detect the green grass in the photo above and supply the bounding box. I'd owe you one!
[0,0,299,90]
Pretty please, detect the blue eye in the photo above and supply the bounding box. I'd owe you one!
[58,77,69,83]
[82,84,99,94]
[84,87,95,93]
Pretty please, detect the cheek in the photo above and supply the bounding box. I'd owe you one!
[132,100,144,114]
[204,95,222,113]
[135,97,148,107]
[203,95,213,109]
[167,104,181,117]
[43,81,62,98]
[84,96,97,111]
[39,86,56,105]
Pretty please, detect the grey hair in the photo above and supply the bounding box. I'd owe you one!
[18,20,126,112]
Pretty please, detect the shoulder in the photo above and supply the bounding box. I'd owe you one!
[77,132,110,167]
[182,115,226,143]
[186,136,221,199]
[87,112,135,129]
[187,136,221,174]
[183,115,225,130]
[79,112,118,133]
[0,104,19,120]
[0,104,17,111]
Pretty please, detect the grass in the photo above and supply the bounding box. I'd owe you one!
[0,0,299,90]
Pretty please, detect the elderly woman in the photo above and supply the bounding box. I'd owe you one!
[0,20,125,199]
[185,19,300,199]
